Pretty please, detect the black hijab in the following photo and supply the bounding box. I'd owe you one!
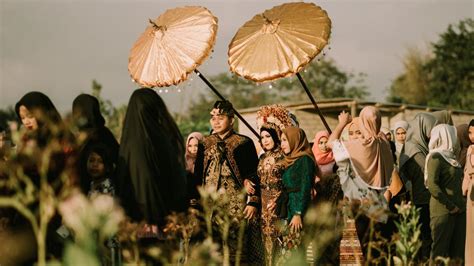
[15,91,62,126]
[14,92,75,191]
[72,94,106,130]
[73,94,119,193]
[116,88,187,225]
[260,127,280,151]
[15,91,63,147]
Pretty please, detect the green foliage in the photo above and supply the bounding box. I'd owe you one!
[90,80,127,141]
[295,59,370,100]
[388,18,474,110]
[207,58,370,108]
[175,93,217,137]
[0,124,76,266]
[388,47,431,105]
[426,18,474,110]
[393,202,422,266]
[59,194,124,266]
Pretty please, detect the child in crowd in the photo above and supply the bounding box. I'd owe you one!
[85,144,115,197]
[84,143,120,265]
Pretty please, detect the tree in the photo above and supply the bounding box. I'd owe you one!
[426,18,474,110]
[388,19,474,110]
[387,47,431,105]
[207,57,369,109]
[90,80,127,141]
[175,93,217,136]
[177,58,370,137]
[290,58,369,100]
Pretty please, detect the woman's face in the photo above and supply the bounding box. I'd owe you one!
[187,137,199,155]
[19,105,38,131]
[395,128,407,143]
[281,133,291,154]
[348,124,363,140]
[469,126,474,144]
[318,136,329,152]
[87,152,105,179]
[385,132,392,141]
[260,130,275,151]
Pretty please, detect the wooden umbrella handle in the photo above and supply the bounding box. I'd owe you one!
[296,72,332,134]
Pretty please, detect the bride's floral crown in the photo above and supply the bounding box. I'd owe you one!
[256,104,293,136]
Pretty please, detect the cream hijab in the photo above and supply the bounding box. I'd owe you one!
[424,124,461,184]
[343,106,394,188]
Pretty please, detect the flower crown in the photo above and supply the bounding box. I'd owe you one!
[256,104,293,135]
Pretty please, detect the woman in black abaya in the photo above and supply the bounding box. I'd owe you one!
[11,91,76,260]
[15,91,64,148]
[115,88,187,226]
[72,94,119,194]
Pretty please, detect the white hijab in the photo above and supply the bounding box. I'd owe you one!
[393,120,409,161]
[392,120,409,137]
[424,124,461,185]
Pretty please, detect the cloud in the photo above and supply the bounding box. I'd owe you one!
[1,0,472,113]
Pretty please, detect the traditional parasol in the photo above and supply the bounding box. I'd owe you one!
[228,2,332,133]
[128,6,259,137]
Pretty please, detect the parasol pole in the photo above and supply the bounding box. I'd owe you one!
[194,69,260,138]
[296,72,332,133]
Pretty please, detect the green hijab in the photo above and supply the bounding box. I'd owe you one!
[399,113,437,169]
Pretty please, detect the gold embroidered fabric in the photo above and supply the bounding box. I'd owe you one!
[203,135,249,263]
[202,133,246,182]
[258,149,285,265]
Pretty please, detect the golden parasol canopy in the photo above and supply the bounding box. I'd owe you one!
[128,6,218,88]
[229,2,333,133]
[228,2,331,83]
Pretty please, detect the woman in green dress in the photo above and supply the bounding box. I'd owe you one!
[278,126,316,257]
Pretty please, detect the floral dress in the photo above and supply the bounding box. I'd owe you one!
[332,139,388,265]
[88,178,120,266]
[88,178,115,197]
[332,140,388,222]
[258,148,285,265]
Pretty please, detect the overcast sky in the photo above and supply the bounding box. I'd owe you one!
[1,0,472,115]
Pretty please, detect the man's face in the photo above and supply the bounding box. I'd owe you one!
[210,109,233,135]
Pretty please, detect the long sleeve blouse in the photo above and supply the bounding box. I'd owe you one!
[282,155,315,220]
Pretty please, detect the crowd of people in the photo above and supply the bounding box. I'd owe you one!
[0,89,473,265]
